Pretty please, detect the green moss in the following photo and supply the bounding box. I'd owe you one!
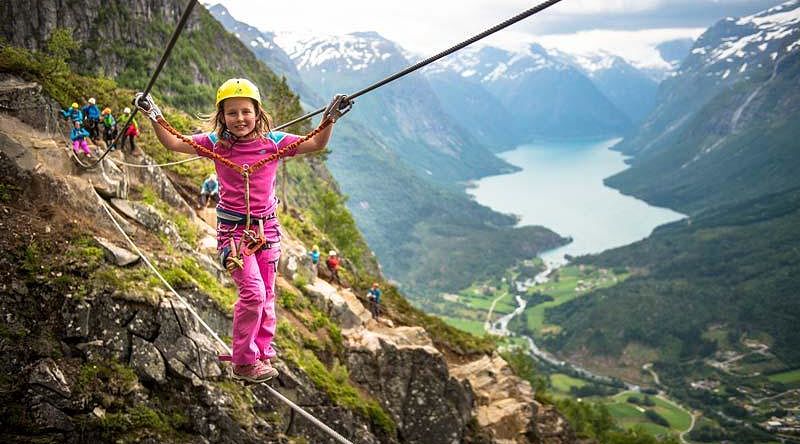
[276,320,396,434]
[65,236,106,269]
[178,257,237,312]
[0,183,20,203]
[278,286,301,311]
[215,380,257,425]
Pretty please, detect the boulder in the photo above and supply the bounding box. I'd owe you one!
[94,235,140,266]
[131,336,167,384]
[153,298,223,381]
[345,325,472,444]
[303,279,372,329]
[29,402,74,432]
[450,353,575,443]
[109,198,187,248]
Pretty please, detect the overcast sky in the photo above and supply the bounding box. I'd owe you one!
[210,0,787,64]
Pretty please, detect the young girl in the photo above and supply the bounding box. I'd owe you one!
[70,120,92,157]
[134,78,350,383]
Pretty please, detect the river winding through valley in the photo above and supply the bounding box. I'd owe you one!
[470,138,685,388]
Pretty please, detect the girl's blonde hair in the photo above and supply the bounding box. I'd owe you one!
[209,98,273,148]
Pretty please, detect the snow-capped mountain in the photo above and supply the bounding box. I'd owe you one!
[277,31,515,185]
[617,0,800,157]
[607,0,800,212]
[423,44,632,142]
[682,1,799,84]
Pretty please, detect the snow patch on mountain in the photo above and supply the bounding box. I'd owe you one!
[276,32,398,72]
[422,44,562,83]
[688,0,799,80]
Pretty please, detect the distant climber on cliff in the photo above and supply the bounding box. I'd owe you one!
[82,97,101,140]
[119,107,140,155]
[133,77,351,384]
[69,120,92,158]
[60,102,83,124]
[101,107,117,148]
[308,244,320,282]
[326,250,342,286]
[368,282,381,319]
[198,173,219,209]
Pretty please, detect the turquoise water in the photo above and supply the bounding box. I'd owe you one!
[467,139,685,264]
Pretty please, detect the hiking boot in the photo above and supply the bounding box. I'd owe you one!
[232,361,278,383]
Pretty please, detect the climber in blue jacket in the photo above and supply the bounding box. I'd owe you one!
[61,102,83,124]
[82,97,101,140]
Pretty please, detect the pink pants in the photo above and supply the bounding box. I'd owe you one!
[72,139,90,154]
[218,221,281,365]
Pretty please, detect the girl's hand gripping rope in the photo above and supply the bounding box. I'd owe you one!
[322,94,353,123]
[133,92,164,122]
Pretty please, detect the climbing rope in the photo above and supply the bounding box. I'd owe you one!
[110,155,202,168]
[93,188,354,444]
[274,0,566,130]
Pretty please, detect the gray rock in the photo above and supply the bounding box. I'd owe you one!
[30,402,74,432]
[61,300,91,340]
[131,336,167,384]
[154,298,223,380]
[108,198,185,249]
[94,235,140,266]
[345,327,472,444]
[28,358,71,398]
[127,308,159,340]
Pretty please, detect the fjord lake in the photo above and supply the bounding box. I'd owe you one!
[468,139,685,264]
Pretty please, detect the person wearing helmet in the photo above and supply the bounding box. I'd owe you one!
[119,107,140,154]
[101,107,118,148]
[82,97,101,140]
[198,173,220,209]
[308,244,320,282]
[326,250,341,286]
[132,78,352,384]
[60,102,83,124]
[69,119,92,157]
[367,282,382,319]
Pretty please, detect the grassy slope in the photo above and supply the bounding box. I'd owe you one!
[546,187,800,367]
[539,45,800,370]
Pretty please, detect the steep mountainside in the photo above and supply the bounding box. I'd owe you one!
[206,3,321,107]
[1,0,301,118]
[539,1,800,377]
[553,51,659,124]
[608,0,800,213]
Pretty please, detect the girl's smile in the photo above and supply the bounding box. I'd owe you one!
[223,97,257,138]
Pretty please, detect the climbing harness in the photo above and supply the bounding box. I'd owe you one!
[93,189,354,444]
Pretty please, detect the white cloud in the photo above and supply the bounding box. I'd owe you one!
[537,28,706,70]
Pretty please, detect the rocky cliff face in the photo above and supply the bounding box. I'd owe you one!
[0,76,577,443]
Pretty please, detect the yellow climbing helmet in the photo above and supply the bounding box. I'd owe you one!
[71,102,79,109]
[215,78,261,107]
